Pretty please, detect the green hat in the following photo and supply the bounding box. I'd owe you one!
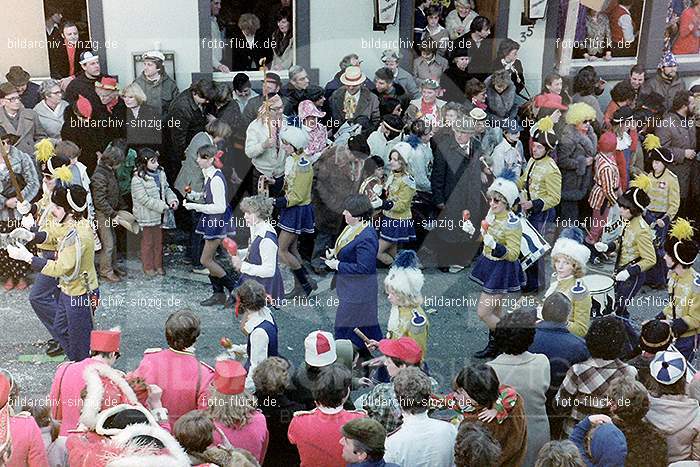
[341,418,386,452]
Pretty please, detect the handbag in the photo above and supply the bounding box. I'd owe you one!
[162,208,176,230]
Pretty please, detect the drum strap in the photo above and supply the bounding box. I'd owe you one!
[670,282,677,320]
[524,160,535,200]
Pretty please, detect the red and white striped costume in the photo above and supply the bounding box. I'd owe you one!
[588,152,620,211]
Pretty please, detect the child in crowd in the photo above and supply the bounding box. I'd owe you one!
[229,195,284,301]
[569,415,627,466]
[546,228,592,337]
[184,144,237,306]
[643,137,680,289]
[130,148,178,276]
[469,172,525,358]
[383,250,429,356]
[377,144,417,266]
[274,126,317,298]
[594,175,656,318]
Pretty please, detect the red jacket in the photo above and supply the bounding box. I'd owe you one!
[672,7,700,55]
[6,414,49,467]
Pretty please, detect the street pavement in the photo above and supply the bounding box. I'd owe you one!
[0,244,674,404]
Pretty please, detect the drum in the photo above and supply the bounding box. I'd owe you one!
[583,274,615,318]
[519,216,550,271]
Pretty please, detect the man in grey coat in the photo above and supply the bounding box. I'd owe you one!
[656,90,697,219]
[0,82,47,157]
[329,66,380,132]
[133,51,179,120]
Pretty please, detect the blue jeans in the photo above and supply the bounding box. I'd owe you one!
[29,271,60,342]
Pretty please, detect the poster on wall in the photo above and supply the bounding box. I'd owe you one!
[529,0,547,19]
[374,0,398,29]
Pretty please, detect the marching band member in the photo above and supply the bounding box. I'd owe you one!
[643,135,680,289]
[325,194,382,362]
[383,250,430,357]
[27,139,74,357]
[585,131,620,263]
[274,126,317,298]
[546,228,592,337]
[377,143,417,266]
[595,175,656,318]
[7,184,98,362]
[519,116,561,294]
[229,195,284,301]
[469,171,525,358]
[656,218,700,362]
[183,144,237,307]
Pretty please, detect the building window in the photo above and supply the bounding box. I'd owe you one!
[209,0,296,76]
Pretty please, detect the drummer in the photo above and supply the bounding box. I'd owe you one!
[595,175,656,318]
[642,136,680,289]
[655,218,700,362]
[519,116,561,294]
[545,227,591,337]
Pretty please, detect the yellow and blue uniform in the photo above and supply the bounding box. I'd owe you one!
[604,215,656,317]
[645,169,681,287]
[278,154,315,234]
[379,172,417,243]
[657,269,700,361]
[387,305,430,357]
[546,274,591,337]
[29,192,72,349]
[30,218,98,361]
[518,155,562,292]
[469,210,526,294]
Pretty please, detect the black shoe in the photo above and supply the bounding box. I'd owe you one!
[473,332,500,359]
[200,293,226,306]
[302,277,318,296]
[438,266,450,273]
[46,338,57,347]
[46,341,64,357]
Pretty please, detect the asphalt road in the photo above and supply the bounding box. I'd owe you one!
[0,241,674,404]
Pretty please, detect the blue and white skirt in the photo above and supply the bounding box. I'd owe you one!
[379,216,416,243]
[469,255,525,294]
[279,204,315,234]
[195,207,235,240]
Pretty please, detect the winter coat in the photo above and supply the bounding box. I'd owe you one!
[489,352,551,467]
[614,417,668,467]
[61,107,110,176]
[641,71,686,113]
[0,107,48,157]
[174,131,214,197]
[125,104,162,148]
[485,75,517,119]
[646,394,700,463]
[393,67,420,100]
[131,169,177,227]
[329,87,381,131]
[33,99,69,139]
[0,146,40,222]
[570,417,628,467]
[404,139,433,193]
[133,72,179,119]
[442,65,473,104]
[91,163,123,218]
[557,125,597,202]
[255,391,303,467]
[311,146,361,234]
[430,132,483,244]
[655,111,697,199]
[166,89,208,160]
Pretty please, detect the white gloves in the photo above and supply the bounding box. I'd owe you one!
[16,200,31,216]
[10,228,34,244]
[483,234,496,250]
[615,270,630,282]
[370,197,383,209]
[182,200,199,212]
[462,219,475,235]
[21,214,35,230]
[594,242,608,253]
[325,248,336,260]
[185,191,203,201]
[372,184,383,196]
[7,243,33,263]
[325,258,340,270]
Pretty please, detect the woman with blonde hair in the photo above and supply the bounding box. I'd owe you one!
[122,82,161,148]
[205,359,269,464]
[557,102,597,224]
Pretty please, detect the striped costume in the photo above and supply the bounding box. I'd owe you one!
[587,152,619,243]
